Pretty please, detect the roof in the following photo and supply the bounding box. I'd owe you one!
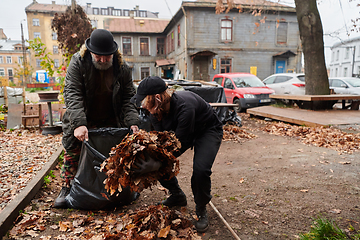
[0,39,29,52]
[195,0,290,8]
[155,59,175,67]
[25,1,67,13]
[104,18,169,33]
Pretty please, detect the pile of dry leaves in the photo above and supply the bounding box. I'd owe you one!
[222,124,257,142]
[0,129,62,212]
[101,130,181,195]
[9,204,201,239]
[262,122,360,153]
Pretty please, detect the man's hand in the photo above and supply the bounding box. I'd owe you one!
[74,126,88,141]
[134,152,161,176]
[130,125,139,133]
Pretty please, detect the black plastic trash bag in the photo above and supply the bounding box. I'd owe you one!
[65,127,137,210]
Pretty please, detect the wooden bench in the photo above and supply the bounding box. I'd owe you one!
[209,103,238,108]
[270,94,360,110]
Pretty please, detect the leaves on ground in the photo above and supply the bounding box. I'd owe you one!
[9,204,202,239]
[100,130,181,194]
[0,129,62,212]
[262,122,360,153]
[223,124,257,142]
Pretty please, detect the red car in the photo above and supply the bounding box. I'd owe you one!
[212,73,275,112]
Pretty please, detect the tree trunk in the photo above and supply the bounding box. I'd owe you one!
[294,0,329,95]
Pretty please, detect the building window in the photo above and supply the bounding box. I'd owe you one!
[53,45,59,54]
[157,38,165,55]
[34,32,41,39]
[0,56,3,64]
[177,24,181,47]
[54,59,59,68]
[345,47,350,59]
[123,10,129,16]
[52,32,57,40]
[93,8,99,15]
[141,67,150,79]
[32,18,40,26]
[113,9,121,16]
[0,68,4,76]
[358,66,360,75]
[221,19,232,41]
[122,37,132,55]
[331,51,335,62]
[335,68,338,77]
[220,58,232,73]
[139,11,147,17]
[101,8,109,15]
[8,69,13,80]
[336,50,339,61]
[276,22,288,45]
[140,38,149,56]
[18,56,23,64]
[344,67,348,77]
[36,59,41,67]
[6,56,12,64]
[170,31,174,52]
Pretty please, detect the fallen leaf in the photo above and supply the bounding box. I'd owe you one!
[157,225,171,238]
[239,178,245,183]
[300,189,308,193]
[339,161,351,165]
[59,221,71,232]
[330,209,341,214]
[330,169,334,173]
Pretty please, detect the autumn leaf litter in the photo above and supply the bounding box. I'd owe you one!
[3,117,360,239]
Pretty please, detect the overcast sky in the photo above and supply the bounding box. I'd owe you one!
[0,0,359,64]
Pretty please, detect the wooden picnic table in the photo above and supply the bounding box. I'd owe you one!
[270,94,360,110]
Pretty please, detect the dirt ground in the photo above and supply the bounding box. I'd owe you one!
[5,113,360,239]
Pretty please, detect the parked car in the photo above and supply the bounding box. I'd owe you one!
[329,77,360,95]
[262,73,305,95]
[212,73,275,112]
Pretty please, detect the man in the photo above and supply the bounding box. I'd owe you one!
[54,29,140,208]
[131,76,223,232]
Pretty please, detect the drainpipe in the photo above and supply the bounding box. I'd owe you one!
[181,6,187,79]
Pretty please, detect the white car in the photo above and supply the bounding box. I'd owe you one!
[262,73,305,95]
[329,77,360,95]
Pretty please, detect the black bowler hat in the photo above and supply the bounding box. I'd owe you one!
[85,29,118,55]
[131,76,168,107]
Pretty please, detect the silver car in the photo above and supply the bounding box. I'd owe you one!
[263,73,305,95]
[329,77,360,95]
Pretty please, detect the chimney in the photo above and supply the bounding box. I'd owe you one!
[33,0,37,3]
[86,3,91,8]
[129,10,135,18]
[135,5,139,11]
[52,1,55,4]
[0,28,7,40]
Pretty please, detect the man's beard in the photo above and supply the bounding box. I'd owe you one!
[91,54,113,70]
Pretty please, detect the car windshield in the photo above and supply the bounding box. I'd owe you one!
[345,78,360,87]
[233,76,265,88]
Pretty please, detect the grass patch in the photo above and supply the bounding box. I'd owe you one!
[299,216,360,240]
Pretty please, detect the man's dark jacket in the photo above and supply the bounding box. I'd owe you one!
[62,44,140,150]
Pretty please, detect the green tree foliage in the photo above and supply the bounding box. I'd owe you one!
[51,4,93,56]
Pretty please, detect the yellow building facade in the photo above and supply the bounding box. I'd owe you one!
[25,0,67,81]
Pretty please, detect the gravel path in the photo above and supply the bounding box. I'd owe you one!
[0,129,62,212]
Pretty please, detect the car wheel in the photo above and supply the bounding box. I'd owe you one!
[233,99,243,113]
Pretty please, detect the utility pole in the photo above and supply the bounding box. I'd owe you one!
[21,20,27,85]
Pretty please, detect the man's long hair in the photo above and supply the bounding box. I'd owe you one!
[142,88,175,121]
